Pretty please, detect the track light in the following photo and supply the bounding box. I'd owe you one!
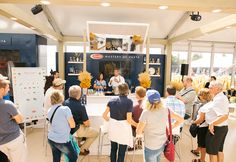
[190,11,202,21]
[31,4,43,15]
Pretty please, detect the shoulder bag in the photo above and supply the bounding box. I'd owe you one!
[164,109,175,162]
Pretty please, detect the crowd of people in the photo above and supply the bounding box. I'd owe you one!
[0,72,231,162]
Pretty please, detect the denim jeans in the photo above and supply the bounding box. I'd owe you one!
[144,144,165,162]
[110,141,127,162]
[48,139,78,162]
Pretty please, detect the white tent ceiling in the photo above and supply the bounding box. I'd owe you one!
[0,2,236,43]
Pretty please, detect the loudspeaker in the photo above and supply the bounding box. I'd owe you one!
[180,64,189,75]
[31,4,43,15]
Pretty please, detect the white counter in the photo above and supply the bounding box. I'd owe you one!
[85,95,137,116]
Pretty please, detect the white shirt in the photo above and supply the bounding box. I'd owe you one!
[108,75,125,88]
[197,102,212,128]
[205,92,229,126]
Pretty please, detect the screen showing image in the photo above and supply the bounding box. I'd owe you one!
[105,38,123,51]
[99,61,131,80]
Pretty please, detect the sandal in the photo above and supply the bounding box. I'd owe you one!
[192,159,200,162]
[191,150,200,156]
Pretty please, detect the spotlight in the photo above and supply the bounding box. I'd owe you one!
[190,11,202,21]
[31,4,43,15]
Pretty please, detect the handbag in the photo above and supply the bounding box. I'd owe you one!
[189,123,199,138]
[164,109,175,162]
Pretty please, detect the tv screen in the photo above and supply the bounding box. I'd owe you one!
[99,61,131,80]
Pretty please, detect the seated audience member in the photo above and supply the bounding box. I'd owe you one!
[44,78,66,111]
[136,90,184,162]
[165,85,185,134]
[64,85,98,156]
[103,83,137,162]
[191,88,212,162]
[204,76,216,89]
[205,81,229,162]
[47,91,77,162]
[176,76,196,119]
[0,79,27,162]
[227,85,236,98]
[93,73,107,91]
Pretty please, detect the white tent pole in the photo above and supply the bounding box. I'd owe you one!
[231,45,236,86]
[209,43,215,76]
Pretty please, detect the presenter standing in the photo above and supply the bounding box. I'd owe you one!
[108,68,125,95]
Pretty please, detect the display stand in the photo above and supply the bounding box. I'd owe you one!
[11,67,46,135]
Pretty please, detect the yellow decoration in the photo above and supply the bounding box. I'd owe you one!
[138,72,151,88]
[132,35,143,45]
[78,71,92,88]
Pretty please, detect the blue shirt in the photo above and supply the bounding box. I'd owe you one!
[94,79,107,88]
[165,96,185,124]
[47,104,73,143]
[107,96,133,120]
[0,99,20,145]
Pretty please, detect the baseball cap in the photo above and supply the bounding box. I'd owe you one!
[53,78,66,87]
[146,89,161,104]
[0,74,8,80]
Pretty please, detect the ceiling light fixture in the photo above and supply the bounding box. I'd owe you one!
[40,0,51,5]
[100,2,111,7]
[159,6,168,10]
[10,17,17,21]
[212,9,222,13]
[226,26,232,29]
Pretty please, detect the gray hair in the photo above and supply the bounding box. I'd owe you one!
[209,80,223,90]
[68,85,81,98]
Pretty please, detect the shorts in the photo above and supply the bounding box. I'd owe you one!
[206,126,228,155]
[197,127,208,148]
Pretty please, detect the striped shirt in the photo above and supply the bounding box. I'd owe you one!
[165,96,185,120]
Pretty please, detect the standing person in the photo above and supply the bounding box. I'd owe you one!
[47,91,78,162]
[0,79,27,162]
[205,81,229,162]
[44,78,66,111]
[108,68,125,95]
[191,88,212,162]
[165,85,185,134]
[44,70,60,94]
[93,73,107,91]
[204,76,216,89]
[103,83,137,162]
[176,76,196,119]
[64,85,98,156]
[136,90,184,162]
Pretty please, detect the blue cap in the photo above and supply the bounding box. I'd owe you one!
[146,90,161,104]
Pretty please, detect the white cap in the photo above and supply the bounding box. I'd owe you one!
[53,78,66,87]
[0,74,8,80]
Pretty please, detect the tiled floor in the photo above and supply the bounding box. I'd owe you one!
[25,114,236,162]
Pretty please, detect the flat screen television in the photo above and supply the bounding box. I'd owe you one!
[99,61,131,80]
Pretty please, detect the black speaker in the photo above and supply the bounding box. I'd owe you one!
[180,64,189,75]
[31,4,43,15]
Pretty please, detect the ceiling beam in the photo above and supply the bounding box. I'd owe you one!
[0,4,63,41]
[1,0,236,13]
[165,11,190,39]
[168,14,236,43]
[42,5,63,36]
[63,36,167,45]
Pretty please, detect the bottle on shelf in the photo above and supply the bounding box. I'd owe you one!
[157,58,160,63]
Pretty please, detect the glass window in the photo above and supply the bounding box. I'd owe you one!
[213,53,233,74]
[171,51,188,77]
[191,52,211,76]
[143,47,162,54]
[47,45,57,75]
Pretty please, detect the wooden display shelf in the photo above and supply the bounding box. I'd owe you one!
[150,74,160,77]
[143,62,161,65]
[68,61,83,64]
[68,73,80,76]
